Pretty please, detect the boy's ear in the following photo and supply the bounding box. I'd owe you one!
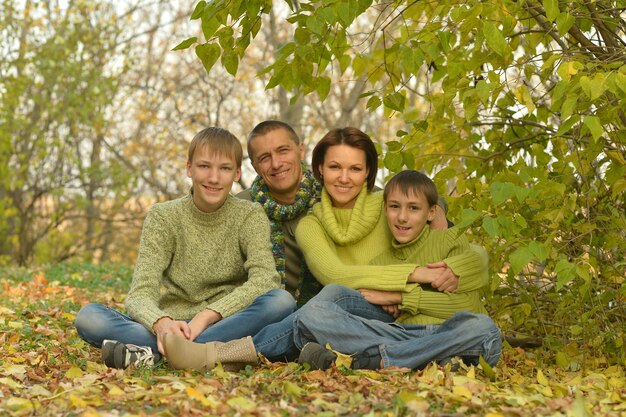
[427,205,437,222]
[234,168,241,182]
[186,160,192,178]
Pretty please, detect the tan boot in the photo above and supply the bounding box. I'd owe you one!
[163,334,258,371]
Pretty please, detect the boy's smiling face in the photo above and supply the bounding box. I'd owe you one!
[384,187,436,244]
[186,145,241,213]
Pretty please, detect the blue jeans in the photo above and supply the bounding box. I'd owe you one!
[74,289,295,361]
[293,286,502,369]
[253,284,394,361]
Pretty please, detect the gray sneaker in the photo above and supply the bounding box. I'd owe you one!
[101,340,155,369]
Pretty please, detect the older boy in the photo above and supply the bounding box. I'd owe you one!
[296,170,501,371]
[74,127,295,370]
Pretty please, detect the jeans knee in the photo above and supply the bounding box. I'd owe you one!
[474,315,502,366]
[74,303,107,346]
[265,289,297,318]
[315,284,352,302]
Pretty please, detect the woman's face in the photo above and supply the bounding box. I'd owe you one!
[319,144,369,208]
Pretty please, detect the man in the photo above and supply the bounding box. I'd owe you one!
[237,121,322,305]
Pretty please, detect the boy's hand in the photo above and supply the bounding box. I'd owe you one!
[427,262,459,292]
[188,309,222,341]
[358,288,402,305]
[153,317,191,356]
[381,304,401,319]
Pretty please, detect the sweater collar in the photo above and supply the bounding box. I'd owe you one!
[312,184,382,245]
[185,193,233,222]
[390,226,431,260]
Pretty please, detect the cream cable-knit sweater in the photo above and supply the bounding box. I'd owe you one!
[125,194,280,332]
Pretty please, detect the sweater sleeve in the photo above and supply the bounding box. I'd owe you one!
[445,243,489,292]
[124,207,175,331]
[205,205,281,318]
[295,215,415,291]
[400,229,488,314]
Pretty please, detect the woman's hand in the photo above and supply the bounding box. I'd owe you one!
[358,288,402,305]
[188,309,222,341]
[152,317,191,356]
[427,262,459,293]
[409,263,459,293]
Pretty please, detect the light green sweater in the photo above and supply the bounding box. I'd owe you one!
[371,226,488,325]
[125,194,280,332]
[295,186,489,313]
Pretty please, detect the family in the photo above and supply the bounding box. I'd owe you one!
[74,121,502,372]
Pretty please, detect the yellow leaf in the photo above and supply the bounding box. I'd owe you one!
[485,414,505,417]
[325,343,352,368]
[6,397,34,412]
[108,385,125,396]
[69,393,87,408]
[0,377,23,390]
[186,387,211,406]
[226,396,256,411]
[568,395,592,417]
[452,385,473,399]
[283,381,305,397]
[466,365,476,379]
[65,366,84,379]
[28,385,52,397]
[479,356,496,381]
[537,369,549,386]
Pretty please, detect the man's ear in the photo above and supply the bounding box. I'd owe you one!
[298,142,305,160]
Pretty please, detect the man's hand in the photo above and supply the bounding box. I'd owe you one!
[358,289,402,305]
[188,309,222,341]
[427,261,459,293]
[152,317,191,356]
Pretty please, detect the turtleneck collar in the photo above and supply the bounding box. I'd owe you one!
[312,184,382,246]
[390,225,431,261]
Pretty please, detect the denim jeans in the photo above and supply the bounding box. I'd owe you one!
[293,286,502,369]
[74,288,296,361]
[253,284,394,361]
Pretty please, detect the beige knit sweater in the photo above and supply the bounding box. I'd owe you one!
[124,194,280,332]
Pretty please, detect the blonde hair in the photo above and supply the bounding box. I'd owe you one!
[188,127,242,167]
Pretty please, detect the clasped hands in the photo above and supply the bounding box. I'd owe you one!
[358,262,459,318]
[152,309,221,356]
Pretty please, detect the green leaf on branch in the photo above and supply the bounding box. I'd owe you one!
[555,258,576,289]
[316,76,331,100]
[543,0,559,21]
[191,1,206,20]
[384,152,404,172]
[383,92,406,112]
[221,52,239,75]
[490,182,515,205]
[583,115,603,142]
[483,22,509,57]
[510,246,533,275]
[195,43,221,73]
[556,12,575,35]
[172,37,198,51]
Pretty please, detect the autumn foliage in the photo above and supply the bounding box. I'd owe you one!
[1,264,625,416]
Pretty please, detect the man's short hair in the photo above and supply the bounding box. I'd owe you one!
[246,120,301,159]
[383,170,438,208]
[188,127,242,167]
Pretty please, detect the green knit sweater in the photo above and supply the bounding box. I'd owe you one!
[370,227,488,325]
[295,185,489,308]
[125,194,280,332]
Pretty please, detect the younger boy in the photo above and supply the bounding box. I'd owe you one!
[296,170,501,371]
[75,127,295,370]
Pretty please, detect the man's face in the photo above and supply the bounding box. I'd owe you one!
[384,188,436,244]
[249,128,305,204]
[186,145,241,213]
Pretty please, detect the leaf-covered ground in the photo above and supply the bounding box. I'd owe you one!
[1,264,624,416]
